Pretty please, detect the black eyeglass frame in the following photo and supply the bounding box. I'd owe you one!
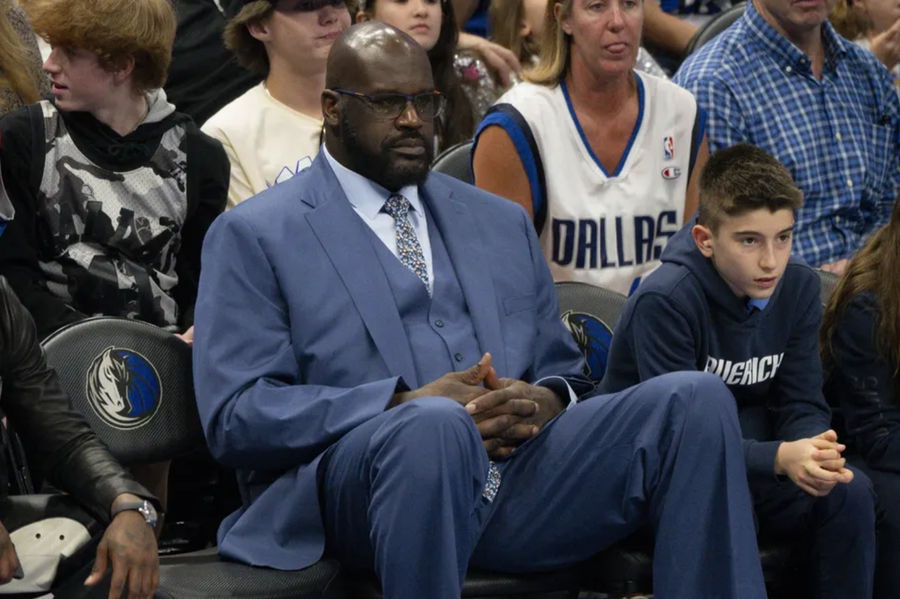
[329,88,446,121]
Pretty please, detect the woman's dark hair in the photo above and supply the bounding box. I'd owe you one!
[822,198,900,375]
[361,0,475,147]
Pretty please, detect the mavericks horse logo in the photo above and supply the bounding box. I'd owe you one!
[86,347,161,429]
[561,311,613,381]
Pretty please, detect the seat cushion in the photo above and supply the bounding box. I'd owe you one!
[156,555,345,599]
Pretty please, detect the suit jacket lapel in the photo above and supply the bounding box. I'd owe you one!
[303,158,419,388]
[424,177,508,377]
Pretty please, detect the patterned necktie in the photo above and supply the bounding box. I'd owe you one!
[383,194,430,293]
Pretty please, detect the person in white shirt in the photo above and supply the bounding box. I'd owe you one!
[202,0,351,208]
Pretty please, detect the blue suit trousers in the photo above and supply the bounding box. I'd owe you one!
[318,372,766,598]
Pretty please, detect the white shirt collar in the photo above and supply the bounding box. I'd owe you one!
[322,145,423,220]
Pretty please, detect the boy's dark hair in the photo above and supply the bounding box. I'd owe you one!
[698,144,803,232]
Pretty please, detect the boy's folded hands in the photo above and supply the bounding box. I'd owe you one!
[775,429,855,497]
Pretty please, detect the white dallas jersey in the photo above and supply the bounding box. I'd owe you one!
[480,72,701,295]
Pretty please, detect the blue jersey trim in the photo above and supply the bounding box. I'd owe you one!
[689,106,707,179]
[561,75,645,178]
[474,104,548,233]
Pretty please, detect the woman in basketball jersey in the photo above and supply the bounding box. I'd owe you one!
[473,0,708,296]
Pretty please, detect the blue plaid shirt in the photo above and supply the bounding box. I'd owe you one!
[674,1,900,266]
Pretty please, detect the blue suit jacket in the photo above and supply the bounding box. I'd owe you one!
[192,154,589,570]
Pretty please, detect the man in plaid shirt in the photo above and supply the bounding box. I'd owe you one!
[675,0,900,273]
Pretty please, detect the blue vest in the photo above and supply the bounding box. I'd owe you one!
[366,205,482,387]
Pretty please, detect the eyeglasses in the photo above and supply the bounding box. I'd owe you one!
[330,89,446,121]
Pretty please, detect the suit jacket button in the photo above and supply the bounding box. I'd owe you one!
[454,353,463,362]
[435,320,444,328]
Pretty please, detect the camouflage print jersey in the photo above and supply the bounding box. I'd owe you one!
[36,100,187,330]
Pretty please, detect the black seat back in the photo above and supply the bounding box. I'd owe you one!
[431,140,474,184]
[555,281,628,382]
[41,317,203,465]
[817,269,840,307]
[684,2,746,55]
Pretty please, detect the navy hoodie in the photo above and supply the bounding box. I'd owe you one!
[601,220,831,477]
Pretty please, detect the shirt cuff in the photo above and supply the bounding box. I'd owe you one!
[535,376,577,411]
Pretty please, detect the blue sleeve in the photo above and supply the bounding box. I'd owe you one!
[827,293,900,473]
[604,289,783,476]
[770,273,832,443]
[192,212,401,470]
[474,105,548,233]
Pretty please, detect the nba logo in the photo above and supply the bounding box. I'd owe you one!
[664,136,675,160]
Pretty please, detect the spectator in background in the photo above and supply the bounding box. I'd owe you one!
[356,0,498,149]
[489,0,668,77]
[165,0,261,126]
[203,0,351,208]
[0,0,227,341]
[831,0,900,96]
[451,0,522,85]
[0,0,228,514]
[473,0,708,296]
[822,198,900,598]
[0,0,49,117]
[675,0,900,274]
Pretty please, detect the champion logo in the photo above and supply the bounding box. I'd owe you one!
[661,167,681,180]
[85,347,162,430]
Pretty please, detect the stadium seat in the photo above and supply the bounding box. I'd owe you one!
[40,317,347,599]
[432,140,474,184]
[684,2,747,56]
[554,281,627,382]
[817,269,840,307]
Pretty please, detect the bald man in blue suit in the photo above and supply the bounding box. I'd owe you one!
[192,22,767,599]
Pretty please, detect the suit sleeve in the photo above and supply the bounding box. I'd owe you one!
[192,211,402,470]
[520,208,594,398]
[828,294,900,473]
[0,107,85,338]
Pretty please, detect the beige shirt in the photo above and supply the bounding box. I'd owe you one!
[202,83,322,209]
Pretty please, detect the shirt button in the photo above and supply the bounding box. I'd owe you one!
[435,320,444,328]
[847,178,854,188]
[785,65,792,73]
[835,132,842,141]
[454,353,463,362]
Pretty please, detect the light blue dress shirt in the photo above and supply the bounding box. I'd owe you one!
[323,147,433,294]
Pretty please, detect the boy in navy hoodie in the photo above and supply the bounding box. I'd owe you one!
[602,144,876,598]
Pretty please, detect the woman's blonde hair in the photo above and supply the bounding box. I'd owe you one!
[0,0,40,104]
[23,0,176,93]
[489,0,541,65]
[525,0,571,86]
[829,0,869,40]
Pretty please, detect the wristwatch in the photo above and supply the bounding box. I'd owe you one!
[111,499,158,528]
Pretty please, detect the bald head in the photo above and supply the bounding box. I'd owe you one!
[326,21,432,90]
